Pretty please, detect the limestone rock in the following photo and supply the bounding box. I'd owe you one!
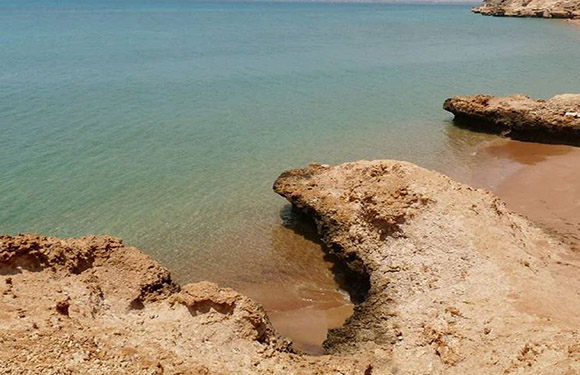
[443,94,580,144]
[274,160,580,374]
[0,234,369,375]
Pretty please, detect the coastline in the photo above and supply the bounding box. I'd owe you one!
[2,1,580,372]
[251,137,580,355]
[4,154,580,373]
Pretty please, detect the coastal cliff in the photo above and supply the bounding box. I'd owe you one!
[473,0,580,18]
[3,160,580,374]
[444,94,580,144]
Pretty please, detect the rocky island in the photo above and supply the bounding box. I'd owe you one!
[3,160,580,374]
[444,94,580,144]
[473,0,580,18]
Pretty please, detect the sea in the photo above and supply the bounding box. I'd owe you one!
[2,0,580,352]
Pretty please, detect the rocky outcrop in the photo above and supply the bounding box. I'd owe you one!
[274,160,580,374]
[444,94,580,144]
[473,0,580,18]
[4,159,580,374]
[0,234,370,375]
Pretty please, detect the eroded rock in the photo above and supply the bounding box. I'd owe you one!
[4,158,580,374]
[0,234,369,375]
[444,94,580,144]
[274,160,580,374]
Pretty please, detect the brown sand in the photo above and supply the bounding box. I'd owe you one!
[465,139,580,250]
[236,212,355,355]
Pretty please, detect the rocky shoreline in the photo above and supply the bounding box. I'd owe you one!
[0,234,369,374]
[274,161,580,373]
[473,0,580,18]
[444,94,580,145]
[4,160,580,374]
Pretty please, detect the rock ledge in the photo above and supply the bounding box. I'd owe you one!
[0,234,367,374]
[444,94,580,144]
[274,160,580,374]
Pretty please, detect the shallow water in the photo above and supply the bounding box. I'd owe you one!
[2,0,580,352]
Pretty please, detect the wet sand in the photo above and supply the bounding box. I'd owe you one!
[464,139,580,250]
[237,207,356,355]
[241,281,353,355]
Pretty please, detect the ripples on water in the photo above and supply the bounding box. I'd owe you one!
[1,0,580,351]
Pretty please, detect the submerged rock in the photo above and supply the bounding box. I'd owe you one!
[444,94,580,144]
[274,160,580,374]
[473,0,580,18]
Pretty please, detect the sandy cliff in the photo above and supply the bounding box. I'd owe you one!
[473,0,580,18]
[444,94,580,144]
[3,160,580,374]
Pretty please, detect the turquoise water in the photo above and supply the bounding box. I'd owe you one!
[2,0,580,290]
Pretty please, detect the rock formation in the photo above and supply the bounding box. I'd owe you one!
[0,235,369,374]
[473,0,580,18]
[274,160,580,374]
[444,94,580,144]
[3,159,580,374]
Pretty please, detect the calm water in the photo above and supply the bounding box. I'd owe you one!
[2,0,580,349]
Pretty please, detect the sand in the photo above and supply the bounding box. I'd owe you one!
[238,280,353,355]
[466,139,580,250]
